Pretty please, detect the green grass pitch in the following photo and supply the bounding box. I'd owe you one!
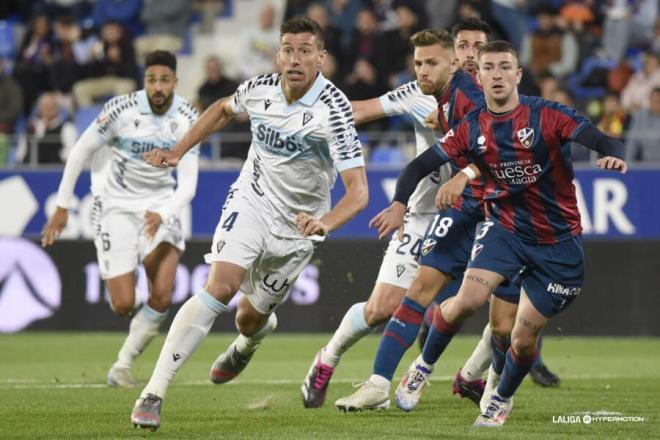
[0,333,658,439]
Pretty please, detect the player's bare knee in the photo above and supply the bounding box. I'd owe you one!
[235,312,266,337]
[511,334,537,359]
[490,316,514,336]
[204,279,238,304]
[364,300,390,326]
[110,298,135,317]
[147,293,171,312]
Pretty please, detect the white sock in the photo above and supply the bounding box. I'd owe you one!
[368,374,390,389]
[233,313,278,355]
[322,302,373,367]
[114,303,167,369]
[140,290,227,399]
[462,323,493,381]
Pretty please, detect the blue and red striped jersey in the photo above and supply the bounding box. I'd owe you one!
[434,95,590,244]
[436,69,486,217]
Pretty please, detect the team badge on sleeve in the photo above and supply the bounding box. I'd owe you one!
[517,127,535,147]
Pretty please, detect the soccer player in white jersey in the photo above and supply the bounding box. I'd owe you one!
[299,33,453,408]
[42,50,199,389]
[130,17,368,431]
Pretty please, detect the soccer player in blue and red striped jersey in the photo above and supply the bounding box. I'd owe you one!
[372,41,626,426]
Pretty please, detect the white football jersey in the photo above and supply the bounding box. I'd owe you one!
[230,72,364,239]
[380,81,452,213]
[92,90,199,210]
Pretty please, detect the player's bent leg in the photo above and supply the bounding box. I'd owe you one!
[133,261,244,429]
[339,267,449,412]
[476,289,547,427]
[529,335,561,387]
[106,271,139,317]
[210,296,276,384]
[303,283,406,408]
[452,322,490,407]
[480,295,517,411]
[110,244,182,388]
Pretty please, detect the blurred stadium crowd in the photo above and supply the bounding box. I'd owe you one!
[0,0,657,166]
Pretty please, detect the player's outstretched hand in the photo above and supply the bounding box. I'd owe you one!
[423,109,440,130]
[436,172,470,210]
[369,201,406,240]
[144,148,179,168]
[296,212,329,237]
[41,207,68,247]
[596,156,627,174]
[144,211,163,240]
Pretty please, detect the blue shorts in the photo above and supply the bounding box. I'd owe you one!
[467,220,584,318]
[419,208,520,303]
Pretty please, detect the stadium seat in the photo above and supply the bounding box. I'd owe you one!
[0,21,17,60]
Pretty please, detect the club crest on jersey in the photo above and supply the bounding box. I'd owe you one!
[264,99,272,110]
[471,243,484,261]
[396,264,406,278]
[517,127,534,148]
[303,111,314,126]
[442,103,450,124]
[170,121,178,133]
[422,238,437,256]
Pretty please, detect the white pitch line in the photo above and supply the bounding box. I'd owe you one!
[0,374,645,390]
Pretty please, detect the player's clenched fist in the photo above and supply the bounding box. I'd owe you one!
[296,212,329,237]
[369,201,406,240]
[144,148,179,168]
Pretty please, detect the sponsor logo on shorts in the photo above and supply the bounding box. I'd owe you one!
[546,283,581,296]
[421,238,436,256]
[471,243,484,261]
[261,274,291,297]
[396,264,405,278]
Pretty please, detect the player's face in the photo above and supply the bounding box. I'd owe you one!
[478,52,521,106]
[413,44,455,96]
[144,65,177,113]
[454,30,488,75]
[277,32,326,99]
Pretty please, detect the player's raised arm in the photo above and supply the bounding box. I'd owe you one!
[144,96,237,168]
[41,126,107,247]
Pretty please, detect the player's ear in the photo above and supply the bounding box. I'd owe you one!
[450,56,459,74]
[317,48,327,68]
[516,67,522,85]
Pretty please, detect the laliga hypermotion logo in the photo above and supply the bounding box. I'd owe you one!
[0,238,61,332]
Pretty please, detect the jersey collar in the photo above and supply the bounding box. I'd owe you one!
[137,90,181,117]
[280,72,327,107]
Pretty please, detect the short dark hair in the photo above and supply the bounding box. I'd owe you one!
[451,18,492,40]
[280,16,325,49]
[478,40,519,63]
[145,50,177,73]
[410,29,454,51]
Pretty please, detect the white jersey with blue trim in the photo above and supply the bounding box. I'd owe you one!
[379,81,452,214]
[92,90,199,210]
[230,72,365,239]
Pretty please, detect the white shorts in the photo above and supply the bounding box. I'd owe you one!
[92,196,185,280]
[205,191,314,315]
[375,211,435,289]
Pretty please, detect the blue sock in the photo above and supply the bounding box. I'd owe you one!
[372,297,426,381]
[497,347,539,398]
[532,334,544,368]
[491,334,511,375]
[421,306,462,365]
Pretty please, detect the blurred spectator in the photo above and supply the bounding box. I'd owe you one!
[0,58,23,135]
[426,0,458,31]
[381,4,423,77]
[343,58,387,130]
[602,0,658,62]
[551,87,591,162]
[520,5,578,78]
[326,0,364,44]
[0,58,23,164]
[345,9,388,79]
[306,2,342,59]
[625,87,660,161]
[93,0,143,37]
[597,93,629,140]
[537,72,560,100]
[285,0,316,18]
[491,0,530,50]
[320,52,341,85]
[72,22,139,107]
[237,3,280,80]
[567,52,617,101]
[16,92,77,164]
[135,0,192,63]
[193,0,226,34]
[197,56,238,111]
[36,0,94,21]
[13,14,54,117]
[621,52,660,112]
